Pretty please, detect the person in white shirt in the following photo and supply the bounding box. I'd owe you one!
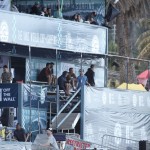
[40,128,59,150]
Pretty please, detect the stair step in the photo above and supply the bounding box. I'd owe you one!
[52,113,80,130]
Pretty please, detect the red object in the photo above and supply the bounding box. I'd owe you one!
[137,70,150,79]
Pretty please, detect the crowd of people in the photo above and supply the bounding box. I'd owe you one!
[38,62,95,95]
[24,2,99,25]
[3,123,59,149]
[0,62,95,95]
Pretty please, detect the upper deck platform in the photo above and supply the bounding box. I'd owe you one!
[0,10,108,55]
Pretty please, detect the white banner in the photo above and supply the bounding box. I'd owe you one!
[0,0,11,11]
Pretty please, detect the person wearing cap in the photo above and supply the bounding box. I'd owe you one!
[40,128,59,150]
[1,65,12,83]
[77,69,90,89]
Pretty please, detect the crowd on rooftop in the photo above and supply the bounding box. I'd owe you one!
[12,1,99,25]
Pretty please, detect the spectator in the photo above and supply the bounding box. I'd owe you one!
[54,5,63,19]
[14,123,26,142]
[38,63,53,85]
[49,62,56,85]
[1,65,12,83]
[85,64,95,86]
[41,7,48,17]
[40,128,59,150]
[30,1,41,15]
[66,75,72,94]
[77,14,83,22]
[72,14,78,21]
[86,11,97,22]
[67,68,77,90]
[77,69,89,89]
[58,71,70,95]
[47,8,53,17]
[89,17,99,25]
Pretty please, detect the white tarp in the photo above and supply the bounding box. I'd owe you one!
[0,142,32,150]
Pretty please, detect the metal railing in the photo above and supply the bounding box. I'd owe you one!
[52,87,81,129]
[37,87,81,132]
[101,134,139,150]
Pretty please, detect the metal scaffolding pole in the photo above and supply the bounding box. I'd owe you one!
[28,46,32,139]
[56,49,59,132]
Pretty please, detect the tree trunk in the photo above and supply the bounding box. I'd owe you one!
[116,11,126,84]
[116,10,137,84]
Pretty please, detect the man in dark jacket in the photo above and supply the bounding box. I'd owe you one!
[14,123,26,142]
[85,64,95,86]
[30,2,41,15]
[58,71,70,95]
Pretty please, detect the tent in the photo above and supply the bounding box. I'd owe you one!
[137,70,150,86]
[117,83,146,91]
[137,70,150,79]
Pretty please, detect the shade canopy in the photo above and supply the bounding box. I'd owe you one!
[117,83,146,91]
[137,70,150,79]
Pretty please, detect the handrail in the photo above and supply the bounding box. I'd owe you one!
[101,134,139,149]
[101,134,139,142]
[57,100,81,128]
[52,87,81,122]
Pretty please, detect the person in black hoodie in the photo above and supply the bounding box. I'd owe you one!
[85,64,95,86]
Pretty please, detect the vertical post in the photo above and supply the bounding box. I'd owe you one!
[81,53,83,70]
[148,61,150,90]
[80,85,84,140]
[38,100,40,134]
[104,55,108,87]
[50,102,52,128]
[56,49,59,132]
[126,58,129,90]
[29,46,32,137]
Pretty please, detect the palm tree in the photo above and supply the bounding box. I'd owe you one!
[114,0,150,84]
[136,18,150,59]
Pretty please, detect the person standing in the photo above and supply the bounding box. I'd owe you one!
[54,4,63,19]
[1,65,12,83]
[40,128,59,150]
[85,64,95,86]
[77,69,90,89]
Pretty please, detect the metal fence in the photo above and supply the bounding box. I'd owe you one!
[101,134,139,150]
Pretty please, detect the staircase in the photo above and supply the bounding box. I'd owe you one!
[46,87,81,132]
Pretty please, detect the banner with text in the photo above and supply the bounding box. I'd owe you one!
[0,10,107,54]
[0,83,18,107]
[44,0,105,25]
[82,87,150,149]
